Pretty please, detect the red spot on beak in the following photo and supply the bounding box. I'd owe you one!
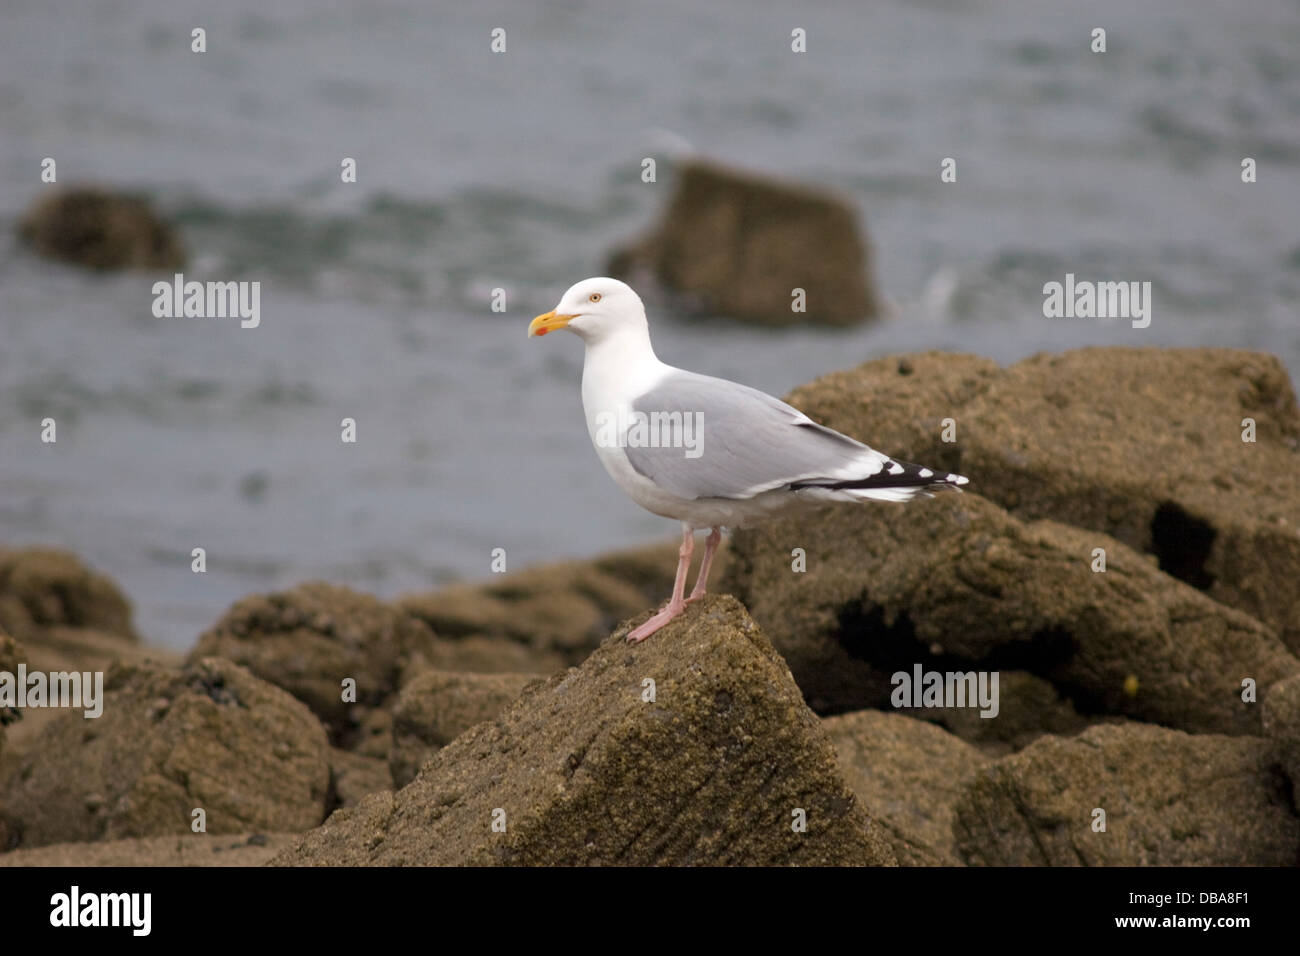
[535,328,548,336]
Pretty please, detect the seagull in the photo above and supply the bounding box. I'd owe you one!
[529,277,968,643]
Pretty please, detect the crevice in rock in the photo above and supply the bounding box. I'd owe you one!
[1268,763,1297,819]
[323,770,345,817]
[1150,501,1217,591]
[835,598,1110,717]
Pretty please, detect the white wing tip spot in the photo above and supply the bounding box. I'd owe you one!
[888,462,905,475]
[918,468,933,478]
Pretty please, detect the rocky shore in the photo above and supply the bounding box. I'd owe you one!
[2,346,1298,866]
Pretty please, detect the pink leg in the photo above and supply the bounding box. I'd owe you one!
[627,524,694,644]
[687,527,722,602]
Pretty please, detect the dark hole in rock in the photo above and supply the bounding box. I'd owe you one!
[838,603,926,668]
[982,626,1075,673]
[191,674,239,707]
[837,600,1107,716]
[1150,502,1217,591]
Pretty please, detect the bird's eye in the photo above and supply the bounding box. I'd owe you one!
[589,292,602,303]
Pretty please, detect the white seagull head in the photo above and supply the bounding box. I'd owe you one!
[528,277,647,345]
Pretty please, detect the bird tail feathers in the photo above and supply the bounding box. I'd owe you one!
[789,457,968,503]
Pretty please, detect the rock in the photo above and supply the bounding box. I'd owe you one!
[724,492,1298,733]
[17,186,185,271]
[10,626,172,674]
[328,748,392,810]
[0,630,16,675]
[779,348,1300,652]
[188,582,437,747]
[606,160,879,326]
[0,550,170,762]
[0,630,19,766]
[0,657,330,850]
[0,547,137,644]
[953,722,1299,865]
[398,539,720,671]
[0,630,181,767]
[348,708,394,762]
[590,543,701,597]
[912,670,1095,756]
[0,832,298,867]
[420,634,568,675]
[272,596,895,866]
[1262,672,1300,791]
[389,670,538,787]
[824,711,989,865]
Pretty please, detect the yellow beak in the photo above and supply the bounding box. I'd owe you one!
[528,310,576,337]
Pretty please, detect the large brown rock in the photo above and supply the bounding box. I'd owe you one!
[607,160,879,326]
[188,582,437,747]
[17,186,185,271]
[328,748,392,810]
[0,832,297,867]
[389,670,538,787]
[0,633,180,771]
[0,630,19,771]
[398,539,721,671]
[1262,672,1300,792]
[953,722,1299,866]
[273,596,895,866]
[0,550,167,762]
[824,711,989,865]
[778,348,1300,651]
[0,657,330,850]
[418,634,567,675]
[0,547,137,645]
[912,670,1096,756]
[726,491,1297,732]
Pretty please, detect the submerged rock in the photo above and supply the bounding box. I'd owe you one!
[0,657,330,849]
[17,187,185,271]
[607,160,880,326]
[273,596,895,866]
[953,722,1299,866]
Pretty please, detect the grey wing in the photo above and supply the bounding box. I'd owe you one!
[623,371,890,500]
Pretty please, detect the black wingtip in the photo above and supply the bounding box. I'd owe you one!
[790,459,969,493]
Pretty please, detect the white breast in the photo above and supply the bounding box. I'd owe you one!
[579,335,686,519]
